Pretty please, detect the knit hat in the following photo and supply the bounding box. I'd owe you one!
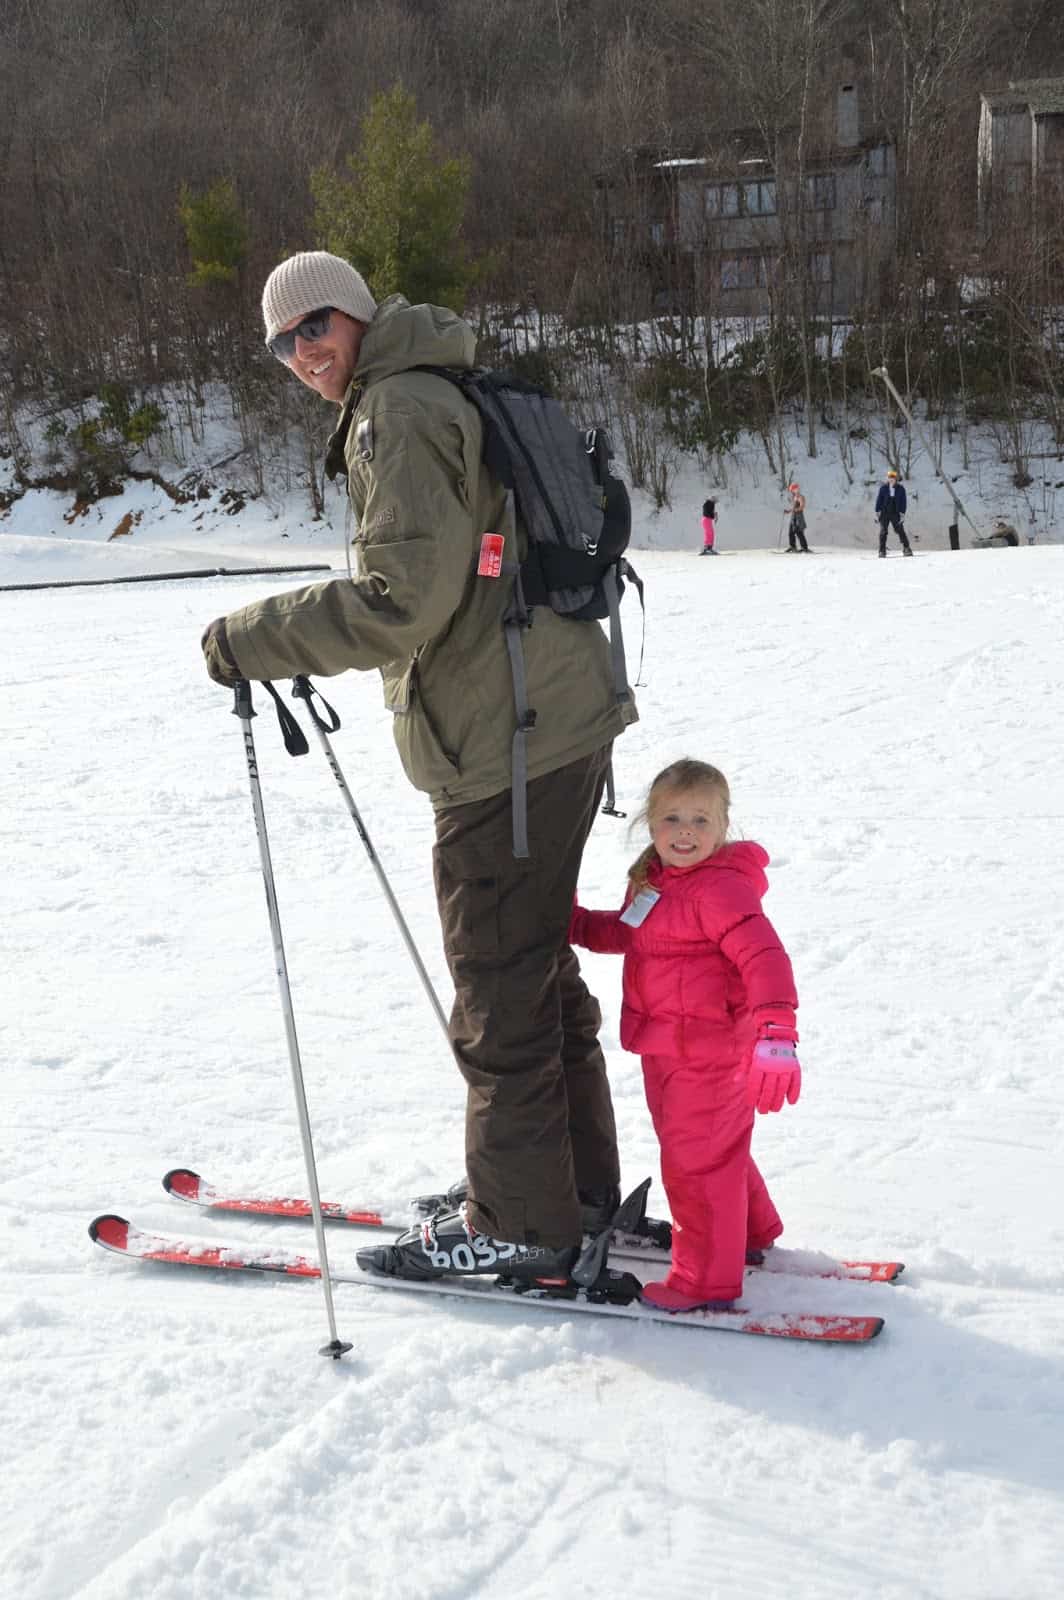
[261,251,377,345]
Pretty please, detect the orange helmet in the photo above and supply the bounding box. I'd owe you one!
[788,482,799,492]
[887,468,899,478]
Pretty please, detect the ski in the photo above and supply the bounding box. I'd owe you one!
[161,1168,904,1284]
[89,1215,884,1345]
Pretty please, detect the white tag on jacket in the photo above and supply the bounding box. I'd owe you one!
[620,888,660,928]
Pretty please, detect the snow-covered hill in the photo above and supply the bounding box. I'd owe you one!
[3,383,1061,566]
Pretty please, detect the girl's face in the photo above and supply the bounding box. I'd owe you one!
[650,785,726,871]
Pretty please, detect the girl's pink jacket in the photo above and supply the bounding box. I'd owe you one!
[570,841,797,1062]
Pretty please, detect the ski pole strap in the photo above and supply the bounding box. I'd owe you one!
[290,675,341,734]
[261,681,309,757]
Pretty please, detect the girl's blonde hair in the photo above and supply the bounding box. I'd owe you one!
[628,759,731,892]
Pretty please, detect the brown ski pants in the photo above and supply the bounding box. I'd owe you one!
[433,745,620,1247]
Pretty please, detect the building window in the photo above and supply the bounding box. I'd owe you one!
[706,179,776,218]
[805,174,836,210]
[809,251,832,283]
[862,196,884,223]
[705,183,741,217]
[611,218,626,246]
[863,145,888,177]
[744,179,777,215]
[649,221,665,246]
[721,254,775,290]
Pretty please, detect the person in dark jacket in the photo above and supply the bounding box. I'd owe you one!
[875,470,913,557]
[200,251,639,1289]
[786,484,810,552]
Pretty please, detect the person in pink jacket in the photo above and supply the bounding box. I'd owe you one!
[569,758,801,1313]
[700,497,717,555]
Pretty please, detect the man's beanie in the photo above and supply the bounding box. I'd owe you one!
[261,251,377,344]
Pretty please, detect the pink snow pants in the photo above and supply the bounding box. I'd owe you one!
[701,515,716,550]
[642,1053,783,1300]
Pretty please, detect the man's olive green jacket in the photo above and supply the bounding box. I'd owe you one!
[223,296,637,808]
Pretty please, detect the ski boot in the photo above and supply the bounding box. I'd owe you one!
[413,1177,673,1253]
[641,1280,737,1314]
[411,1177,470,1219]
[357,1201,644,1305]
[357,1204,579,1288]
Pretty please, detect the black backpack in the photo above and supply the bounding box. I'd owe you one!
[420,367,642,856]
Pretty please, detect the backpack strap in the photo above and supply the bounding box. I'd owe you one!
[494,489,535,860]
[503,613,535,859]
[601,562,630,707]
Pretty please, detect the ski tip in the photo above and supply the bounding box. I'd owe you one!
[89,1214,130,1252]
[162,1167,203,1201]
[865,1262,905,1283]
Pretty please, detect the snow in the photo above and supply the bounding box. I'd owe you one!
[2,437,1064,1600]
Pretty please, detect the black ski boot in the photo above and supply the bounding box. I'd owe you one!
[413,1177,618,1228]
[578,1183,621,1233]
[357,1205,580,1286]
[412,1177,469,1218]
[413,1178,673,1252]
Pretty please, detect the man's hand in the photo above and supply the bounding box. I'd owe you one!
[201,618,243,686]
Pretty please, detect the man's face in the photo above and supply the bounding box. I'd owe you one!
[277,308,365,402]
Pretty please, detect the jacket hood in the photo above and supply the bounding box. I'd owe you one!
[652,840,771,900]
[352,294,476,389]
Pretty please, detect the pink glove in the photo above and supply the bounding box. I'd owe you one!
[743,1022,801,1114]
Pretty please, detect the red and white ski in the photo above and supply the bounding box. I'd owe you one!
[162,1167,905,1285]
[90,1214,885,1345]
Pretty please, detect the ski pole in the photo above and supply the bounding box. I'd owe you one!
[231,679,352,1361]
[290,676,452,1043]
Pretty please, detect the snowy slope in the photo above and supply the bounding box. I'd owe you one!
[1,517,1063,1600]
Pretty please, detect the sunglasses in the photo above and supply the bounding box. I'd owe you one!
[268,307,334,362]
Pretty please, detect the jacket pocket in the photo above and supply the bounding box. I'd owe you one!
[383,658,461,793]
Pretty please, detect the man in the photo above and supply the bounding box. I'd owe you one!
[786,483,810,552]
[201,251,637,1287]
[874,469,913,557]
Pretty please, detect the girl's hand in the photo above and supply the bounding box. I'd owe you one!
[741,1023,801,1114]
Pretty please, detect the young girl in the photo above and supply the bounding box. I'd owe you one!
[569,759,801,1312]
[700,497,717,555]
